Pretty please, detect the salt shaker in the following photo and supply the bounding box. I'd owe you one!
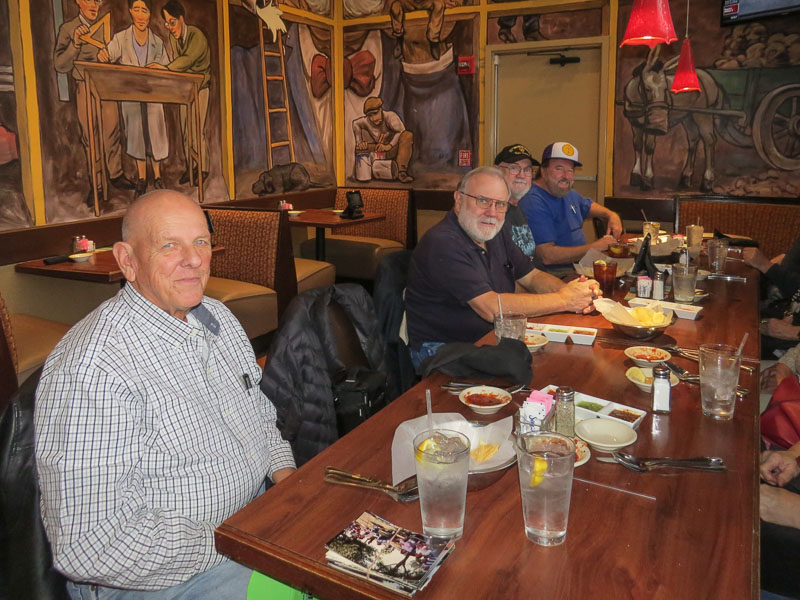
[653,270,666,301]
[651,365,671,413]
[554,386,575,437]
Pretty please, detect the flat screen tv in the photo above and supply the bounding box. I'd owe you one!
[722,0,800,24]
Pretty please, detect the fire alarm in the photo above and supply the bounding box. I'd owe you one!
[457,56,475,75]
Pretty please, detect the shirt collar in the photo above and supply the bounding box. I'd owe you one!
[120,283,220,344]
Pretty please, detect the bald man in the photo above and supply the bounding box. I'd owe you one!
[35,191,297,598]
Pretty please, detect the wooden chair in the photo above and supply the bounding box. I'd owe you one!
[677,195,800,259]
[204,208,298,339]
[299,189,415,279]
[0,290,70,387]
[594,196,678,238]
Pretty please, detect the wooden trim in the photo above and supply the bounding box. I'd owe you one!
[674,194,800,207]
[412,188,454,212]
[218,0,235,199]
[208,187,337,210]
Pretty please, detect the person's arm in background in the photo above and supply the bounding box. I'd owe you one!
[761,442,800,528]
[587,203,623,238]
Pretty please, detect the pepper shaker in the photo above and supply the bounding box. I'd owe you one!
[651,365,671,413]
[554,386,575,437]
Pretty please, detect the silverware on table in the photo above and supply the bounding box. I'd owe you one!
[596,452,727,472]
[707,273,747,282]
[659,346,756,374]
[440,382,531,395]
[662,361,749,397]
[323,467,419,503]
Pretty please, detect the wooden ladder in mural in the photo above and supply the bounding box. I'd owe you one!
[259,25,295,169]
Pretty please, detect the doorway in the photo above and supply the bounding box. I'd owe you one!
[486,37,609,211]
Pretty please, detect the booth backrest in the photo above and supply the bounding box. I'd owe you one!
[205,208,298,316]
[678,196,800,259]
[598,197,678,236]
[333,189,414,247]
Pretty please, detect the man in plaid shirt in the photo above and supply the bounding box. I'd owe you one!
[35,191,297,598]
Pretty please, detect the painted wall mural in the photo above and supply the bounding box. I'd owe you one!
[0,0,28,231]
[30,0,227,224]
[486,8,601,45]
[230,3,336,198]
[614,1,800,198]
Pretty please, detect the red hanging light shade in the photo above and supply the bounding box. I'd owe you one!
[620,0,679,48]
[671,38,701,93]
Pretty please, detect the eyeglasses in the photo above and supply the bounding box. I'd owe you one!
[501,164,534,176]
[459,191,509,213]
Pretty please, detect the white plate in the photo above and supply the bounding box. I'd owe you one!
[69,253,92,262]
[459,386,512,415]
[624,345,672,367]
[525,332,548,352]
[693,289,710,303]
[625,367,679,393]
[288,210,304,216]
[333,209,344,214]
[696,269,711,281]
[575,418,637,452]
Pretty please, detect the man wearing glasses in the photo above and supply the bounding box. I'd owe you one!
[494,144,539,261]
[520,142,622,277]
[405,166,599,368]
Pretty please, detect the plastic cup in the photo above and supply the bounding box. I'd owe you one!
[686,224,704,248]
[699,344,741,420]
[672,264,698,303]
[593,260,618,297]
[414,429,470,542]
[707,239,730,273]
[643,221,660,241]
[494,312,527,343]
[514,432,575,546]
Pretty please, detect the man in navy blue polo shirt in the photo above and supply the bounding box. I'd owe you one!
[405,166,599,368]
[520,142,622,278]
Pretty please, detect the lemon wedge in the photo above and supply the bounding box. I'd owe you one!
[593,259,607,266]
[416,437,437,464]
[529,457,548,487]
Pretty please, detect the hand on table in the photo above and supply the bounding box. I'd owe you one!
[761,317,800,341]
[761,449,800,487]
[590,235,616,252]
[559,277,599,314]
[606,212,623,239]
[761,363,795,394]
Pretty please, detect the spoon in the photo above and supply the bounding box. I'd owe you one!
[604,451,727,472]
[323,467,419,503]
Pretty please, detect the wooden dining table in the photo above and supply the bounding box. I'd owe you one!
[288,209,386,261]
[215,260,762,600]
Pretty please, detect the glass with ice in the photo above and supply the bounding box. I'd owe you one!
[699,343,741,420]
[514,432,575,546]
[493,312,527,343]
[413,429,470,542]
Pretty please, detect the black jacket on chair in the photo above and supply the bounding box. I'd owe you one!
[261,284,387,467]
[0,367,68,600]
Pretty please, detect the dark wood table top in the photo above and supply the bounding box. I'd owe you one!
[287,209,385,229]
[15,246,225,284]
[215,261,761,600]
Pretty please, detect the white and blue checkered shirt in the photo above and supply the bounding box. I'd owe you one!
[35,284,295,590]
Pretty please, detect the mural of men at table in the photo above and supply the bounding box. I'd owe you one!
[54,0,135,206]
[98,0,170,198]
[352,96,414,183]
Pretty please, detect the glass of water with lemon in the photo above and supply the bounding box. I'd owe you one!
[413,430,470,542]
[514,432,575,546]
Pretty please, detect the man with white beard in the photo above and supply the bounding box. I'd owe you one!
[405,166,600,368]
[494,144,539,261]
[520,142,622,277]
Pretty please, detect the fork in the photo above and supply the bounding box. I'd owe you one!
[609,451,727,472]
[323,467,419,503]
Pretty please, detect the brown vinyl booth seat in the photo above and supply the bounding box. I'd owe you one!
[204,208,298,340]
[0,290,70,386]
[678,196,800,259]
[299,188,413,279]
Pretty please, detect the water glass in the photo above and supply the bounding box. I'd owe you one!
[414,429,470,541]
[593,260,618,297]
[672,264,698,303]
[699,344,741,420]
[494,312,527,343]
[686,224,704,248]
[707,239,730,273]
[514,432,575,546]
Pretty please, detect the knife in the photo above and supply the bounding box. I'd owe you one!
[707,273,747,282]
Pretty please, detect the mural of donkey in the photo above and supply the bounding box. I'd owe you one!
[623,45,724,192]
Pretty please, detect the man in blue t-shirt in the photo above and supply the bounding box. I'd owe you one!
[520,142,622,277]
[405,166,600,368]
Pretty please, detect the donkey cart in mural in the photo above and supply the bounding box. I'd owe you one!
[622,45,800,192]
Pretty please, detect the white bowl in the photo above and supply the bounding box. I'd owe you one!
[525,332,548,352]
[625,367,679,393]
[569,327,597,346]
[575,418,637,452]
[542,325,571,343]
[696,269,710,281]
[624,346,672,368]
[459,385,512,415]
[69,253,92,262]
[288,210,304,216]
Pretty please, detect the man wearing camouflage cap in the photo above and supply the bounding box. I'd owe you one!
[520,142,622,277]
[494,143,539,262]
[352,96,414,183]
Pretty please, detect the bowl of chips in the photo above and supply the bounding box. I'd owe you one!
[610,306,674,340]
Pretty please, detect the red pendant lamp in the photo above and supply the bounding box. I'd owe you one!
[671,0,701,92]
[620,0,678,48]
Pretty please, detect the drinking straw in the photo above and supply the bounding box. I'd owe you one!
[426,389,434,434]
[497,294,504,320]
[737,332,749,356]
[641,209,648,222]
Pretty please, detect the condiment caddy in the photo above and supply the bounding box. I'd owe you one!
[539,385,646,429]
[526,323,597,345]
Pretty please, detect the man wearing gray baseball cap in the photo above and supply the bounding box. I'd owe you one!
[520,142,622,277]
